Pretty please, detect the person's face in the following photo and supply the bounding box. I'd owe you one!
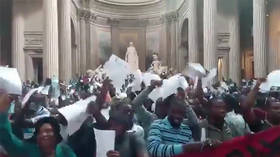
[37,123,57,149]
[109,120,126,137]
[168,105,185,128]
[176,90,185,100]
[155,100,169,119]
[120,104,134,119]
[209,99,227,120]
[268,100,280,122]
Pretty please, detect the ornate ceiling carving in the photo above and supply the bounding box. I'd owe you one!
[96,0,161,6]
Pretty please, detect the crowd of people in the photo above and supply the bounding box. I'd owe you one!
[0,58,280,157]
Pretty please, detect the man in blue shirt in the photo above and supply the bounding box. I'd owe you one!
[147,96,218,157]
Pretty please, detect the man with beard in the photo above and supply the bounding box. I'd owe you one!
[147,96,219,157]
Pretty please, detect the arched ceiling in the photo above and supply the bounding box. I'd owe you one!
[96,0,161,6]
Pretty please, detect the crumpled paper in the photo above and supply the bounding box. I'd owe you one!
[0,67,22,95]
[148,74,189,102]
[260,70,280,93]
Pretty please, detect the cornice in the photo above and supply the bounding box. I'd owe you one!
[79,8,178,27]
[96,0,161,6]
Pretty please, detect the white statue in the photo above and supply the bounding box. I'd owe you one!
[125,42,139,71]
[151,53,161,73]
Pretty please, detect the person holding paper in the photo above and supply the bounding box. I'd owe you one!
[147,97,220,157]
[0,90,76,157]
[131,80,199,140]
[88,97,148,157]
[240,78,280,132]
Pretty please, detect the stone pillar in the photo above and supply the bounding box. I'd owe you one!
[89,22,96,69]
[229,0,241,84]
[86,18,91,70]
[170,20,177,69]
[203,0,217,70]
[159,24,167,66]
[80,12,87,74]
[253,0,267,78]
[43,0,59,79]
[59,0,72,82]
[189,0,199,63]
[12,0,25,80]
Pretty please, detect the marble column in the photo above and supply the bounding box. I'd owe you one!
[59,0,72,81]
[89,22,96,69]
[12,0,25,80]
[203,0,217,70]
[80,14,87,73]
[253,0,267,78]
[170,20,177,69]
[159,24,167,66]
[229,0,241,84]
[86,18,91,70]
[43,0,59,79]
[188,0,199,63]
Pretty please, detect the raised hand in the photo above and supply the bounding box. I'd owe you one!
[106,150,120,157]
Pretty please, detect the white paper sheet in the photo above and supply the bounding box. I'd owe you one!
[40,85,50,95]
[58,96,96,136]
[103,55,133,94]
[183,63,206,79]
[142,73,161,87]
[0,67,22,95]
[148,87,163,102]
[94,128,116,157]
[148,74,189,101]
[22,88,40,107]
[202,68,217,88]
[260,70,280,92]
[130,69,143,92]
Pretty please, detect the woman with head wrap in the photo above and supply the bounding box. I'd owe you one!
[0,90,76,157]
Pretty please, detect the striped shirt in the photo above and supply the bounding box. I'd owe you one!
[147,117,193,157]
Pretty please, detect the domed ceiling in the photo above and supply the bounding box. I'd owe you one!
[97,0,161,6]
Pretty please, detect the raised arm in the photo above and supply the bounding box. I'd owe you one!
[195,79,208,107]
[240,79,266,125]
[0,91,29,156]
[131,80,162,138]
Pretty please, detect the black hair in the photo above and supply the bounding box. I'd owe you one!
[109,98,134,130]
[265,97,280,108]
[169,95,187,111]
[207,95,226,109]
[29,117,63,144]
[224,93,240,113]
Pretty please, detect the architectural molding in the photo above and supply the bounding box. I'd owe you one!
[78,7,179,27]
[217,33,230,50]
[24,31,43,50]
[164,11,179,23]
[96,0,161,6]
